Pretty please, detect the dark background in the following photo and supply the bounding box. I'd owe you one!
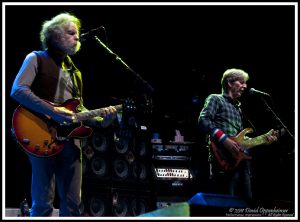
[4,3,296,211]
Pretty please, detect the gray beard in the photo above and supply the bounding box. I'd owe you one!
[61,42,81,55]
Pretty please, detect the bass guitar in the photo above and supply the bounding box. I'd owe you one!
[12,98,122,157]
[210,128,284,172]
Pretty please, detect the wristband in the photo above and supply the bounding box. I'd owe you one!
[212,128,228,143]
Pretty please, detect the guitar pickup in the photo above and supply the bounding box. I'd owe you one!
[50,147,57,153]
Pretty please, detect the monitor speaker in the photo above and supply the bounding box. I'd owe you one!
[188,192,249,216]
[139,202,190,217]
[139,193,249,217]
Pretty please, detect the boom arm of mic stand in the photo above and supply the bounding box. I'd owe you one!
[94,36,154,94]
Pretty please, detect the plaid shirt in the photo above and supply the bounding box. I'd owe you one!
[198,93,243,137]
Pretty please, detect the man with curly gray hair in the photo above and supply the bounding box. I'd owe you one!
[11,12,117,216]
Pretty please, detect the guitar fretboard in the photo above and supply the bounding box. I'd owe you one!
[241,128,283,149]
[75,105,122,121]
[242,134,268,149]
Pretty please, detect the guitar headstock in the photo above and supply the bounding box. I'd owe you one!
[264,128,286,145]
[275,128,286,137]
[123,98,137,114]
[122,97,153,115]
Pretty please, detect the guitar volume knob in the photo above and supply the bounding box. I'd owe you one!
[34,145,40,150]
[44,140,49,146]
[21,138,30,144]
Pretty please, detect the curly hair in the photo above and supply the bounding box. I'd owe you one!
[40,12,81,50]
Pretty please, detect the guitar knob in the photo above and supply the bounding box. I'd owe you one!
[34,145,40,151]
[44,140,49,146]
[21,138,30,144]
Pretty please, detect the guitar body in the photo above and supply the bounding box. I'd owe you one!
[12,106,65,157]
[12,99,93,157]
[210,128,254,172]
[210,127,283,172]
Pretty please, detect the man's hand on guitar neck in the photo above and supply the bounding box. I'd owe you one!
[100,106,118,128]
[265,129,278,144]
[52,106,75,125]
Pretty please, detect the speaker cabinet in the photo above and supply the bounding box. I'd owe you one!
[82,186,155,217]
[82,128,113,182]
[83,126,153,187]
[111,126,153,187]
[82,125,156,216]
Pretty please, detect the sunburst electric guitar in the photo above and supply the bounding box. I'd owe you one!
[210,128,284,172]
[12,98,122,157]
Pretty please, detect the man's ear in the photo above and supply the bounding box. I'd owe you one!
[227,80,233,89]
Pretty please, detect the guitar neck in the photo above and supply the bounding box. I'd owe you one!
[235,128,283,150]
[241,134,268,150]
[75,105,122,121]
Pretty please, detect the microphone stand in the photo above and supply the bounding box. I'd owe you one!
[93,36,154,94]
[92,36,154,215]
[260,97,295,141]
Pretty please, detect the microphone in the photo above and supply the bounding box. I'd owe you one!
[249,88,271,97]
[80,26,104,42]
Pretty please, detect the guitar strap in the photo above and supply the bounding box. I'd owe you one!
[66,56,86,112]
[233,104,255,179]
[65,56,81,99]
[235,104,257,134]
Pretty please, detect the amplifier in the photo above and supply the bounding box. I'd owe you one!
[152,142,194,161]
[153,155,190,161]
[153,167,193,180]
[152,144,190,152]
[152,166,196,195]
[152,142,193,153]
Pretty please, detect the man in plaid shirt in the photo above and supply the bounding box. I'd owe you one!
[198,68,277,203]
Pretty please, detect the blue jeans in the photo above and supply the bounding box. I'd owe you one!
[28,140,83,216]
[210,160,252,202]
[228,160,252,201]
